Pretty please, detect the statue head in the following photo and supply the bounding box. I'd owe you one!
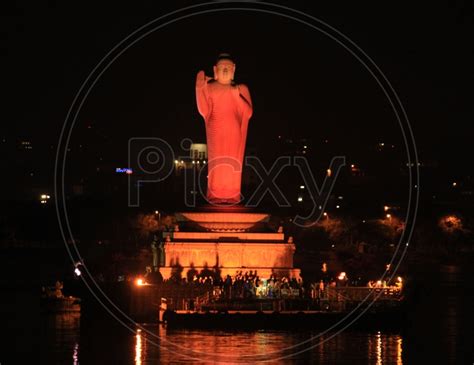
[213,53,235,85]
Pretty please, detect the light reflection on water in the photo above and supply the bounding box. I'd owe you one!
[41,313,405,364]
[135,329,142,365]
[72,342,79,365]
[40,312,80,364]
[368,331,402,365]
[131,326,404,364]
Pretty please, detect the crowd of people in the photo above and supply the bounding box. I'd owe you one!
[143,268,305,299]
[141,267,403,302]
[221,271,304,300]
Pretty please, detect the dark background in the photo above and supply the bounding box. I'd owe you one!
[3,2,473,197]
[1,2,473,363]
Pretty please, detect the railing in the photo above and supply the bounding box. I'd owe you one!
[133,282,214,311]
[323,286,402,302]
[221,286,303,300]
[194,287,222,311]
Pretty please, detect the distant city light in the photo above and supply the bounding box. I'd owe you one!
[303,145,307,149]
[116,168,133,174]
[40,194,51,204]
[452,182,457,187]
[174,160,178,164]
[297,196,303,202]
[338,272,347,280]
[74,268,81,276]
[386,214,391,219]
[20,141,33,150]
[327,168,332,177]
[300,185,305,189]
[136,278,144,286]
[384,205,389,211]
[336,205,340,209]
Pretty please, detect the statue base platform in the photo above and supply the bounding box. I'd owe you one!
[159,208,301,280]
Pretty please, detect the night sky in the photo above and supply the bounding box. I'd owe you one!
[3,2,473,195]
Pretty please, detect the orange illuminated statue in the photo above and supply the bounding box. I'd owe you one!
[196,53,253,204]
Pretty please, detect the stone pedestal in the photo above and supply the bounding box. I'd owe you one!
[159,209,300,280]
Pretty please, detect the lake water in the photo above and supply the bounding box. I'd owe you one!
[34,267,473,364]
[2,264,473,364]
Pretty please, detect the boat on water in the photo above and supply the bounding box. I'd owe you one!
[41,281,81,313]
[160,285,405,329]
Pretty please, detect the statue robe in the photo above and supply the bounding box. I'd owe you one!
[196,80,253,203]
